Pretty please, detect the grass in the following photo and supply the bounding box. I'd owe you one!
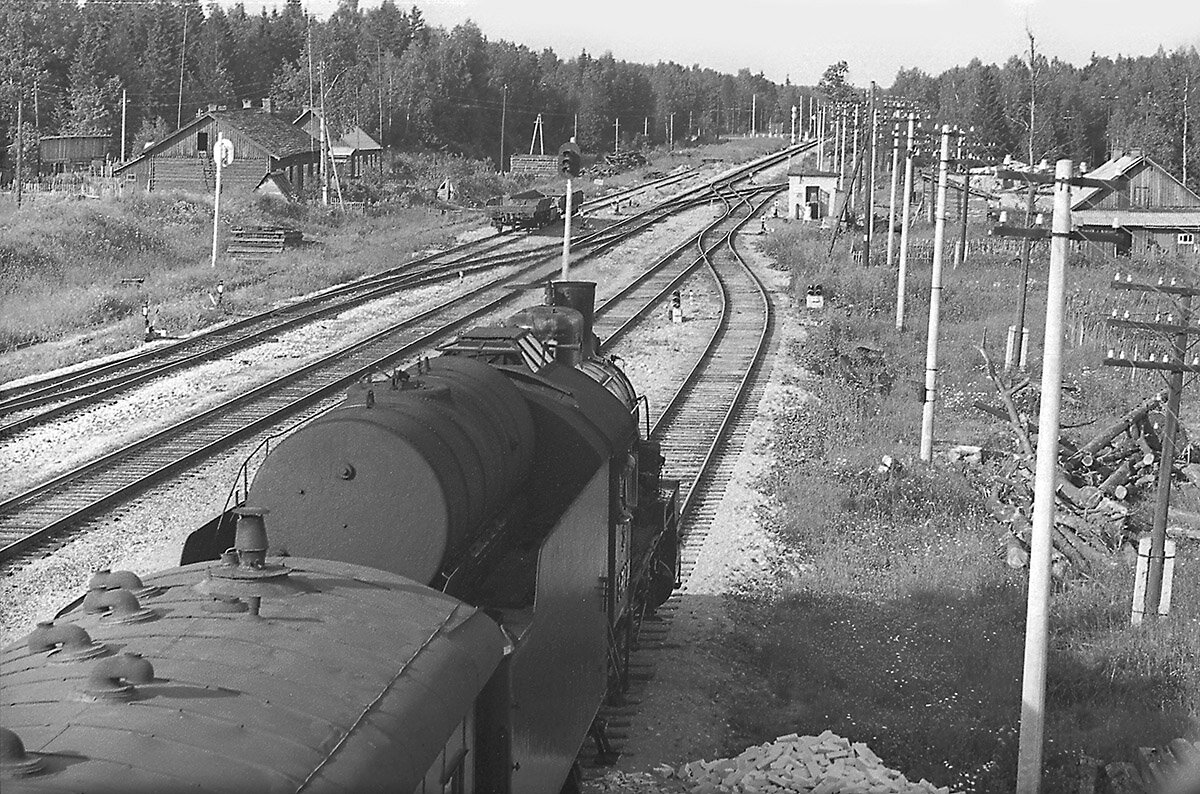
[0,189,481,383]
[722,216,1200,792]
[0,139,792,385]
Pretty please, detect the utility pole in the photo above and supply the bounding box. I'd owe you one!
[1183,74,1189,185]
[377,42,384,148]
[956,127,972,267]
[895,112,916,331]
[499,83,507,172]
[669,112,675,151]
[817,104,825,170]
[15,92,23,209]
[120,88,128,163]
[1104,277,1200,620]
[177,6,188,130]
[751,93,756,136]
[886,119,900,270]
[863,86,878,267]
[791,105,797,146]
[849,104,860,214]
[33,78,39,130]
[644,116,648,137]
[319,66,329,206]
[919,125,955,461]
[614,117,620,154]
[1014,183,1038,368]
[1016,158,1073,794]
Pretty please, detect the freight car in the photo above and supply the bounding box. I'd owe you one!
[1,281,681,794]
[484,189,583,232]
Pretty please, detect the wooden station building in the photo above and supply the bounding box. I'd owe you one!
[1072,150,1200,258]
[114,100,319,194]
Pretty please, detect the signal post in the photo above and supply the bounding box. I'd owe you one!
[558,141,582,279]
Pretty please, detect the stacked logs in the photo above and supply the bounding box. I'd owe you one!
[978,387,1184,572]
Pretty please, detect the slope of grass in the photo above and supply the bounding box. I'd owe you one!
[721,219,1199,792]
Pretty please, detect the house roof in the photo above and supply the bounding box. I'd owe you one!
[787,168,839,178]
[1070,153,1141,209]
[211,109,316,159]
[1071,152,1200,210]
[292,110,382,152]
[114,110,315,175]
[1074,209,1200,229]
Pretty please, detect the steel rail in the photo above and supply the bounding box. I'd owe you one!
[0,148,805,434]
[0,146,807,563]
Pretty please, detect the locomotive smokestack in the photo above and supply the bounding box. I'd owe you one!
[546,281,597,358]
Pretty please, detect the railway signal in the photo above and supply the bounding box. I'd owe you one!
[558,141,582,278]
[210,137,233,269]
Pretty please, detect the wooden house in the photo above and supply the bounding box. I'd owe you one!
[114,102,319,195]
[293,109,383,179]
[1071,151,1200,258]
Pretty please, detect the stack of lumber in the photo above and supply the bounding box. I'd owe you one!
[978,386,1192,571]
[228,225,305,260]
[588,151,648,177]
[678,731,953,793]
[509,154,559,179]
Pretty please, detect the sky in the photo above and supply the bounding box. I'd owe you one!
[229,0,1200,86]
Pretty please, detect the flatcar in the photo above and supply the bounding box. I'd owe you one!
[484,189,583,233]
[1,281,681,793]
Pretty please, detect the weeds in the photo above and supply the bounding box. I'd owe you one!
[726,220,1199,792]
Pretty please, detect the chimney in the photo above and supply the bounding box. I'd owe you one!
[241,98,252,109]
[262,97,273,114]
[207,103,218,113]
[1127,147,1143,159]
[546,281,598,358]
[217,104,227,111]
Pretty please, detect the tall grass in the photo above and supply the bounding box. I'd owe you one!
[728,220,1199,792]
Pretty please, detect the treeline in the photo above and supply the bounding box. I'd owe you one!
[884,46,1200,188]
[1,0,1197,190]
[0,0,792,170]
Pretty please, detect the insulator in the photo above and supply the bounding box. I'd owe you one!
[1107,348,1116,358]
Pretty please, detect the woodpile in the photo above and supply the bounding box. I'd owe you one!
[976,344,1192,572]
[228,225,305,260]
[588,151,649,178]
[677,731,953,793]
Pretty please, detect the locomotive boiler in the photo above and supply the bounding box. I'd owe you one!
[1,281,681,793]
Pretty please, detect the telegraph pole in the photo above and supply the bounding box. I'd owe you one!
[1105,277,1200,619]
[790,105,797,146]
[863,85,878,267]
[919,126,955,461]
[1016,159,1073,794]
[956,128,972,267]
[886,119,900,270]
[120,88,128,163]
[176,7,188,130]
[751,93,756,136]
[499,83,507,172]
[15,93,23,209]
[895,112,916,331]
[614,117,620,154]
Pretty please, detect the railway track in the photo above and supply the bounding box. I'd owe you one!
[580,184,782,769]
[0,154,786,440]
[0,188,704,438]
[0,144,808,565]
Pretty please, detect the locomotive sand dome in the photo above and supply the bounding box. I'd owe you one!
[248,356,535,584]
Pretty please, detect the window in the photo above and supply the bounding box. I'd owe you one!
[1179,233,1196,246]
[197,131,209,154]
[1132,186,1150,208]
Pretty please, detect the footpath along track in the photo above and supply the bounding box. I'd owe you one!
[0,179,720,438]
[580,185,782,769]
[0,146,808,565]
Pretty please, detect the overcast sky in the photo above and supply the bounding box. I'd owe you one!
[231,0,1200,86]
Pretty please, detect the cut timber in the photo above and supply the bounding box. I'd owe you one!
[1075,391,1167,458]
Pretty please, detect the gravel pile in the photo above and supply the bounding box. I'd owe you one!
[678,732,956,794]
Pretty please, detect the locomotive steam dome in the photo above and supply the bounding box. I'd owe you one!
[247,356,535,585]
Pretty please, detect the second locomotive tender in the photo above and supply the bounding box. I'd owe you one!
[154,280,680,791]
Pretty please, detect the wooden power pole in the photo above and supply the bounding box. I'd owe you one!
[1104,277,1200,620]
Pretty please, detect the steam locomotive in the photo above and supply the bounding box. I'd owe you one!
[0,281,681,793]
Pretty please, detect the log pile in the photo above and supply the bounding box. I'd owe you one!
[677,731,953,793]
[228,225,305,260]
[976,345,1188,572]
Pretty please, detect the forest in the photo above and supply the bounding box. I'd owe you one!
[1,0,1197,189]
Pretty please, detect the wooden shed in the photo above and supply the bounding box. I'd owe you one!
[1074,210,1200,259]
[114,106,318,195]
[38,135,112,174]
